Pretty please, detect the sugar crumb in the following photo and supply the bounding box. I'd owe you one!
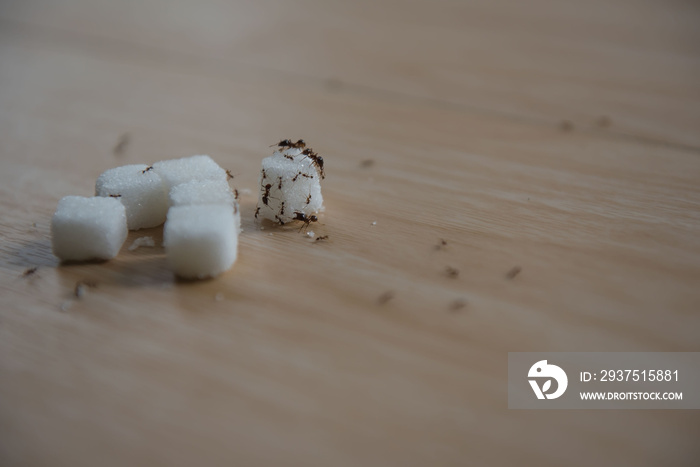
[128,236,156,251]
[74,280,98,298]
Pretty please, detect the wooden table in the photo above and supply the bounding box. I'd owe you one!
[1,1,699,465]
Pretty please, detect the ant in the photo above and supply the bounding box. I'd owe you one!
[233,189,239,200]
[262,168,267,180]
[283,154,295,161]
[434,239,447,250]
[278,202,285,217]
[377,291,395,306]
[270,139,306,149]
[315,235,328,242]
[301,148,325,179]
[109,194,122,198]
[22,267,38,277]
[305,194,312,205]
[255,206,260,219]
[292,211,318,232]
[261,183,273,206]
[292,171,313,182]
[226,169,237,180]
[445,266,459,278]
[113,133,129,157]
[277,176,283,190]
[142,166,153,174]
[506,266,522,280]
[275,215,285,225]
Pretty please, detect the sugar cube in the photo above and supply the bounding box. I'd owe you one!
[95,164,168,230]
[169,179,235,206]
[153,155,227,192]
[168,179,241,232]
[51,196,128,261]
[257,148,323,224]
[164,205,238,279]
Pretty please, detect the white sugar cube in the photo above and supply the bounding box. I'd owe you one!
[169,179,235,206]
[95,164,168,230]
[257,148,323,224]
[168,179,241,232]
[51,196,128,261]
[153,155,227,192]
[164,205,238,279]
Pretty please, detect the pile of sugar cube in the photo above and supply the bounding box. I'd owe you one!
[51,141,325,280]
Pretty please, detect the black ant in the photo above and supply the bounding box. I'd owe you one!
[506,266,522,280]
[270,139,292,148]
[142,166,153,173]
[377,291,395,306]
[278,202,285,217]
[275,215,285,225]
[113,133,129,157]
[22,267,38,277]
[445,266,459,278]
[262,168,267,180]
[301,148,325,179]
[292,171,313,182]
[261,183,274,206]
[109,194,122,198]
[270,139,306,149]
[292,211,318,232]
[315,235,328,242]
[255,206,260,218]
[283,154,295,161]
[305,194,312,205]
[277,176,283,190]
[559,120,574,132]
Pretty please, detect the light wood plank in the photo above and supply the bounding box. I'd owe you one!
[1,0,699,149]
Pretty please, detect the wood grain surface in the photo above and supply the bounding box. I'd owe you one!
[1,1,699,466]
